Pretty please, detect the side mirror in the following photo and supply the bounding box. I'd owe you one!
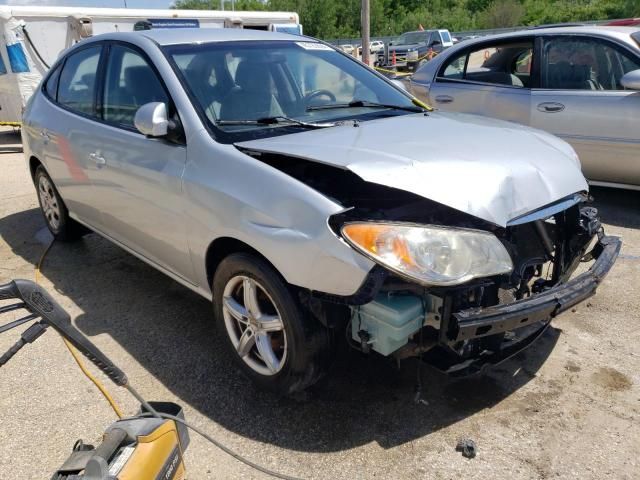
[431,40,442,46]
[134,102,169,137]
[620,69,640,90]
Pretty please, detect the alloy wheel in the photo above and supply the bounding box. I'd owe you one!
[38,175,61,231]
[222,275,287,376]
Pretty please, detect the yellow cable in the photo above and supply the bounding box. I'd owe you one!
[60,337,124,419]
[35,238,124,419]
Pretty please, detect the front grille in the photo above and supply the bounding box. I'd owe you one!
[378,52,407,64]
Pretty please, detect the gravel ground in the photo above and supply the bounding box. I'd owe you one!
[0,128,638,479]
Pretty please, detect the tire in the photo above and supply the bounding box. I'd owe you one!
[213,252,329,394]
[34,165,87,242]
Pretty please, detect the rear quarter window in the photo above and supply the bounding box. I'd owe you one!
[43,64,62,100]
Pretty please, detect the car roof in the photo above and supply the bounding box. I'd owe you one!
[461,25,639,43]
[109,27,311,46]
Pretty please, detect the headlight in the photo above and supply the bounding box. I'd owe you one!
[406,50,419,61]
[341,223,513,286]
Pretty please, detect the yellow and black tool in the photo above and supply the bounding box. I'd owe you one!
[0,279,189,480]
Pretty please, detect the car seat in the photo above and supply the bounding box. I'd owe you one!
[219,60,284,121]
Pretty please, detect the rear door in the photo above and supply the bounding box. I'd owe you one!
[427,37,535,125]
[36,44,106,227]
[88,42,193,280]
[530,34,640,185]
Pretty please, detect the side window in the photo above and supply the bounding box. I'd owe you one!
[58,46,102,116]
[437,40,533,88]
[440,51,466,79]
[103,45,169,127]
[44,63,62,100]
[543,37,640,90]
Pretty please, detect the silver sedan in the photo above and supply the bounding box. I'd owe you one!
[407,26,640,190]
[22,28,619,394]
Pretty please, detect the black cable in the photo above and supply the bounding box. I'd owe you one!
[21,26,50,69]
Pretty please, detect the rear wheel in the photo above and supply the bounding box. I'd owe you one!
[34,166,87,241]
[213,253,329,394]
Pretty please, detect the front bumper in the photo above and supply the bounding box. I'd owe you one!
[430,235,621,375]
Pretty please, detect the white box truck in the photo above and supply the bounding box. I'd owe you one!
[0,5,302,124]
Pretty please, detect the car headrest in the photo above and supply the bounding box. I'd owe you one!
[124,66,159,93]
[234,60,273,93]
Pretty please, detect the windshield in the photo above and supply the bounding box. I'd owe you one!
[164,40,416,143]
[395,32,428,45]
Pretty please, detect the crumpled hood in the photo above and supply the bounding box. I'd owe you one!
[236,111,588,227]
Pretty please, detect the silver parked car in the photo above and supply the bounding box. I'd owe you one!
[407,26,640,189]
[22,29,620,394]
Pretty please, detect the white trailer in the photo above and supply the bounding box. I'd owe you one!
[0,6,302,124]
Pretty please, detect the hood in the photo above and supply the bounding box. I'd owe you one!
[236,111,588,227]
[388,44,422,52]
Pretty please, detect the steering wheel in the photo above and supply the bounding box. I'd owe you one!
[304,89,337,106]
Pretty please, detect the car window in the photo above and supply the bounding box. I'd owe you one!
[168,42,403,126]
[44,63,62,100]
[103,45,170,127]
[166,40,417,143]
[440,51,466,79]
[440,31,452,44]
[542,37,640,90]
[57,46,102,116]
[437,40,533,88]
[464,42,533,87]
[437,41,533,88]
[396,32,428,44]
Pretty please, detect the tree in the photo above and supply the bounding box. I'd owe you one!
[481,0,525,28]
[171,0,640,40]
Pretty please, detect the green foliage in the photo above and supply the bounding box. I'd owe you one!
[172,0,640,39]
[480,0,524,29]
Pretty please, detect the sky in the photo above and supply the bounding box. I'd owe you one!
[0,0,175,8]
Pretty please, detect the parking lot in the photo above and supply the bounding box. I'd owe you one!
[0,126,638,479]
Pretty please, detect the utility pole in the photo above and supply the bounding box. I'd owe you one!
[361,0,370,65]
[220,0,225,11]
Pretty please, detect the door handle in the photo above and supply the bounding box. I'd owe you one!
[537,102,565,113]
[89,152,106,167]
[435,95,454,104]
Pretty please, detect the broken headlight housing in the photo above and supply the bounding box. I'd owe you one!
[342,223,513,286]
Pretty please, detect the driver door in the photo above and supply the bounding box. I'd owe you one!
[89,42,193,281]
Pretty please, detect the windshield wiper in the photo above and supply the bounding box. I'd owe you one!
[306,99,425,113]
[216,115,336,128]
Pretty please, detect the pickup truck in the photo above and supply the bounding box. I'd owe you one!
[377,29,453,71]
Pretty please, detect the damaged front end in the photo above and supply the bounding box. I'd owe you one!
[237,147,620,376]
[326,197,620,375]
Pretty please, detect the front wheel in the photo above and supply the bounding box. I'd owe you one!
[213,253,329,394]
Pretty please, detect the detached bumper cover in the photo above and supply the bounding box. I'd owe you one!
[436,235,621,375]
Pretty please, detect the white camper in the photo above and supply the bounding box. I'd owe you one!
[0,6,302,124]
